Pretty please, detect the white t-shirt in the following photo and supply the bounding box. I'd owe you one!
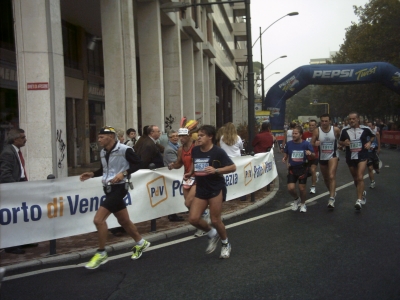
[220,135,243,157]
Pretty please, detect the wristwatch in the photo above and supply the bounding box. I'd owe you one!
[122,171,128,176]
[215,168,219,174]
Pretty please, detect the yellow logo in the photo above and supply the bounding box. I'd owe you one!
[244,162,253,186]
[146,176,168,207]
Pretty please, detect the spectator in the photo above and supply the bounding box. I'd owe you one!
[252,122,275,154]
[116,129,125,144]
[219,122,243,158]
[215,125,225,147]
[134,125,149,154]
[136,125,164,169]
[125,128,138,147]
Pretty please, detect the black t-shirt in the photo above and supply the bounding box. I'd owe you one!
[191,145,234,199]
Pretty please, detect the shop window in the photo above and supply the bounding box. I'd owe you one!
[0,0,15,51]
[87,34,104,77]
[62,21,79,69]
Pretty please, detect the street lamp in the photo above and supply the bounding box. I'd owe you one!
[257,13,298,102]
[160,0,255,153]
[310,100,330,114]
[262,55,287,72]
[264,72,280,81]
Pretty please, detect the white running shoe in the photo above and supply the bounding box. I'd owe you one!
[300,204,307,213]
[370,181,376,189]
[292,198,301,211]
[309,186,316,194]
[220,243,231,259]
[328,198,335,209]
[194,229,206,237]
[361,191,367,205]
[205,234,220,254]
[355,199,362,210]
[316,172,320,183]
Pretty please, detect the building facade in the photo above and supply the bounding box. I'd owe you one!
[0,0,249,180]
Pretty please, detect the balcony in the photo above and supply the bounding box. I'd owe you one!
[203,42,216,58]
[182,18,205,43]
[232,49,247,66]
[232,22,246,41]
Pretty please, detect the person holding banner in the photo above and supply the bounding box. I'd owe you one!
[339,112,375,210]
[283,126,315,213]
[80,126,150,269]
[185,125,236,259]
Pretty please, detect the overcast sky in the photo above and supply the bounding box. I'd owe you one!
[249,0,370,94]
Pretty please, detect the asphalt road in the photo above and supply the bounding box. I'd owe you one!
[1,148,399,300]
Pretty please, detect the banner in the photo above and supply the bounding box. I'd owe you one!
[381,131,400,145]
[0,152,277,248]
[264,62,400,131]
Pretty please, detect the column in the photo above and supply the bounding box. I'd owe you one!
[162,24,183,130]
[181,39,195,120]
[13,0,67,179]
[202,55,210,124]
[209,60,216,126]
[137,1,164,130]
[100,0,138,131]
[194,46,204,124]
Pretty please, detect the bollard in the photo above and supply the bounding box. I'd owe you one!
[250,152,255,202]
[47,174,56,255]
[149,163,157,232]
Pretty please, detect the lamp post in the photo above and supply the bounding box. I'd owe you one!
[310,100,330,114]
[264,72,280,81]
[161,0,255,152]
[257,13,298,102]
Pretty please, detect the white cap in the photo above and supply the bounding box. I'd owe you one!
[178,128,189,136]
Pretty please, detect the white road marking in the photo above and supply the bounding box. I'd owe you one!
[2,175,367,282]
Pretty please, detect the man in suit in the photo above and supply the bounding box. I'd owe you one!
[136,125,164,169]
[0,128,28,254]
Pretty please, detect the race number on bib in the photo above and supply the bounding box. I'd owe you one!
[350,140,362,152]
[321,142,334,153]
[291,150,304,162]
[194,158,209,176]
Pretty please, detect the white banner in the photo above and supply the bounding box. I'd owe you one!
[0,152,277,248]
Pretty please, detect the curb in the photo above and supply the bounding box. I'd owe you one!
[5,178,279,272]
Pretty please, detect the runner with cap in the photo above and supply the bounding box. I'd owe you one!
[80,126,150,269]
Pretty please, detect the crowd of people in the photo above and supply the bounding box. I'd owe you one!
[281,112,382,214]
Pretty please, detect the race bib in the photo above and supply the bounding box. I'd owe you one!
[306,137,312,142]
[194,158,209,176]
[291,150,304,162]
[350,140,362,152]
[321,142,334,153]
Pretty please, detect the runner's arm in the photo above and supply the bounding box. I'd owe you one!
[311,128,320,147]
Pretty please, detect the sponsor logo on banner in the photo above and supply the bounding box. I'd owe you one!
[312,69,354,79]
[267,107,280,116]
[392,72,400,86]
[244,162,252,186]
[278,76,299,92]
[355,67,377,80]
[147,176,168,207]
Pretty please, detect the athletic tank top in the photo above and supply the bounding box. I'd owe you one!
[182,143,194,173]
[318,126,338,160]
[286,130,293,142]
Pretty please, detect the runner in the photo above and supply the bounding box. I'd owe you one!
[80,126,150,269]
[168,127,210,237]
[302,119,320,194]
[281,122,296,152]
[283,126,315,213]
[185,125,236,259]
[366,121,381,188]
[311,113,341,209]
[339,112,375,210]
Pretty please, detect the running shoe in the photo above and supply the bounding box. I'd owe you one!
[85,252,108,269]
[327,198,335,209]
[309,186,316,194]
[370,181,376,189]
[316,172,320,183]
[355,199,362,210]
[131,240,150,260]
[300,204,307,213]
[360,191,367,205]
[205,234,220,254]
[292,198,301,211]
[194,229,206,237]
[220,243,231,259]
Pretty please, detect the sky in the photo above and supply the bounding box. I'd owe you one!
[249,0,370,94]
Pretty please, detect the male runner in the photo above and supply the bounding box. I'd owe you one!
[80,126,150,269]
[366,121,381,188]
[339,112,375,210]
[302,119,320,194]
[311,114,341,209]
[283,126,315,213]
[168,127,210,237]
[185,125,236,259]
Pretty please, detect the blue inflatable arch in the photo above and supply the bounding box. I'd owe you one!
[264,62,400,131]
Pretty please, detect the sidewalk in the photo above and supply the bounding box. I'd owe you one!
[0,182,278,271]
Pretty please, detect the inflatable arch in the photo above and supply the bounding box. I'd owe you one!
[264,62,400,131]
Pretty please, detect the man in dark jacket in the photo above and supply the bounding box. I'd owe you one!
[136,125,164,169]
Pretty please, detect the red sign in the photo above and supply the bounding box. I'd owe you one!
[27,82,49,90]
[381,131,400,145]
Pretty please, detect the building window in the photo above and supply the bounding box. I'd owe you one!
[0,0,15,51]
[62,21,79,69]
[86,34,104,77]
